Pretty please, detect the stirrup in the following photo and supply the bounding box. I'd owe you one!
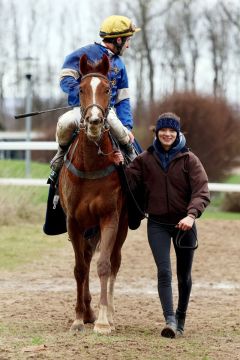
[47,169,59,185]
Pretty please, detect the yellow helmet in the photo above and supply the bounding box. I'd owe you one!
[99,15,141,38]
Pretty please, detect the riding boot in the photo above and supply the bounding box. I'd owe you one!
[48,144,69,184]
[176,310,186,336]
[161,315,177,338]
[122,141,137,162]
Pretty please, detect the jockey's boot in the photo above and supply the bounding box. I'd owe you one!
[175,310,186,336]
[48,144,69,185]
[122,141,137,162]
[161,315,177,338]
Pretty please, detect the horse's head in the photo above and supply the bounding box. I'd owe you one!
[79,54,110,141]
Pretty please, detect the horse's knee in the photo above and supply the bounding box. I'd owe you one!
[97,258,111,277]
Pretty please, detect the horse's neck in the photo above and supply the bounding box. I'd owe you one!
[73,129,114,171]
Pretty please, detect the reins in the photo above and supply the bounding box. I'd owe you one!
[92,129,117,156]
[119,163,198,250]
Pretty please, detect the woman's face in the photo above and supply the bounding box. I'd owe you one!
[157,128,177,150]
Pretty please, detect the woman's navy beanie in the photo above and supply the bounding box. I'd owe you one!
[155,112,181,135]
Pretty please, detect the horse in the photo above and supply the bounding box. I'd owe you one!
[58,53,128,334]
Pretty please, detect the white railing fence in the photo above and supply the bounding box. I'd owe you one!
[0,141,240,191]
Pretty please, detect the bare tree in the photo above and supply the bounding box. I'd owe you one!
[161,0,201,94]
[204,6,230,98]
[182,0,200,90]
[220,1,240,31]
[0,0,9,102]
[115,0,178,107]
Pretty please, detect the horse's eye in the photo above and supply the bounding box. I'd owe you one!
[106,88,110,94]
[80,88,83,93]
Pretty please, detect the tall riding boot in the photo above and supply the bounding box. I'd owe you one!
[176,310,186,336]
[161,315,177,338]
[48,144,69,184]
[122,141,137,162]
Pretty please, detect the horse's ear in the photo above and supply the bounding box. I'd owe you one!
[95,54,110,76]
[80,54,94,75]
[102,54,110,75]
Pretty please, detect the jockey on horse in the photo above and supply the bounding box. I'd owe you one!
[49,15,141,184]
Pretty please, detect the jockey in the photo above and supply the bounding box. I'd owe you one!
[49,15,141,184]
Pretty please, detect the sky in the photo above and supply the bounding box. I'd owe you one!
[2,0,240,107]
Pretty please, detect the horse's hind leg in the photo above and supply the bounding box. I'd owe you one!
[108,214,128,330]
[68,218,86,331]
[94,216,118,335]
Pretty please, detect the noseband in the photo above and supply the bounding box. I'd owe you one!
[80,73,111,121]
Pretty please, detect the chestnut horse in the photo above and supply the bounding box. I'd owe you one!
[59,54,128,334]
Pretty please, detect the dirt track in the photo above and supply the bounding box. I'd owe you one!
[0,219,240,360]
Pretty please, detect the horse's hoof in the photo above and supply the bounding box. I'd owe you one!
[84,317,96,324]
[93,323,111,335]
[84,311,96,324]
[70,319,85,332]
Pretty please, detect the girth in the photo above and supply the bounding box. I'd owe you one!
[64,157,116,180]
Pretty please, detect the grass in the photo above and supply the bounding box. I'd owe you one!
[202,209,240,220]
[0,224,66,271]
[0,159,49,178]
[31,336,45,345]
[224,173,240,184]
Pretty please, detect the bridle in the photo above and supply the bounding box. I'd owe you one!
[64,72,117,179]
[80,73,111,122]
[79,72,115,156]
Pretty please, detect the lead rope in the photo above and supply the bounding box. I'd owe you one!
[119,163,198,250]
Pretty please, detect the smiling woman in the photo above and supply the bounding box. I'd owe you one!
[122,111,210,338]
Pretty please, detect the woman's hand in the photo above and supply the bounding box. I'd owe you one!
[176,215,195,231]
[112,151,124,165]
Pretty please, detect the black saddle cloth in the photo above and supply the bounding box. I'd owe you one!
[43,185,67,235]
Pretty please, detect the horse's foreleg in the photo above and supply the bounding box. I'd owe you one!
[94,219,118,335]
[68,219,86,332]
[71,262,86,331]
[107,274,116,330]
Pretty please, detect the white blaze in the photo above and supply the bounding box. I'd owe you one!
[90,77,101,118]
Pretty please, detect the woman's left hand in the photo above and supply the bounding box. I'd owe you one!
[112,151,124,165]
[176,215,195,231]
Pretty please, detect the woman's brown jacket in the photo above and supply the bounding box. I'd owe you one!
[126,146,210,224]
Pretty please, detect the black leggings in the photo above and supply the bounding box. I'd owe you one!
[147,220,196,319]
